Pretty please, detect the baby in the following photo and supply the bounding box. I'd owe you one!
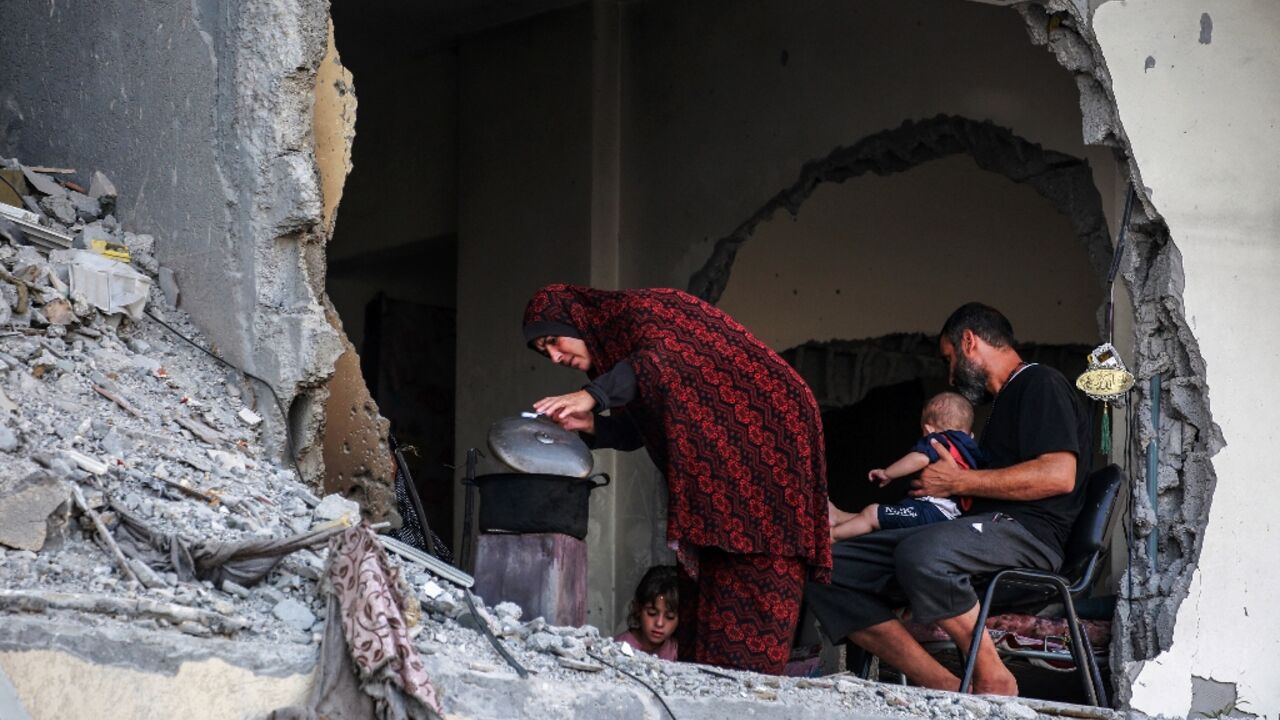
[829,391,985,540]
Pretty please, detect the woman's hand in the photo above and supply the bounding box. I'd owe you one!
[533,390,597,432]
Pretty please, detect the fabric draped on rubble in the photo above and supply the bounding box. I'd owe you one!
[110,500,345,587]
[272,525,443,720]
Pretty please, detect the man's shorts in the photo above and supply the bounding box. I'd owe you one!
[877,499,952,529]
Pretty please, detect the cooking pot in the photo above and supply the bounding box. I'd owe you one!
[465,472,610,539]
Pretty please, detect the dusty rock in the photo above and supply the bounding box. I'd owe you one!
[314,493,359,522]
[0,468,69,551]
[271,598,317,631]
[0,425,19,452]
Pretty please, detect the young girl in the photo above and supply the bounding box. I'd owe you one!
[614,566,680,661]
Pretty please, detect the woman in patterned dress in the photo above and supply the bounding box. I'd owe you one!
[524,284,830,674]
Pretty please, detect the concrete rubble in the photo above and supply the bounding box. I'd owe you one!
[0,159,1130,719]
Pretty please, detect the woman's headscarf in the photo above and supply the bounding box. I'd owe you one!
[523,284,831,580]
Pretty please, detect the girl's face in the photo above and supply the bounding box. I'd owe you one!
[534,336,592,372]
[639,595,677,647]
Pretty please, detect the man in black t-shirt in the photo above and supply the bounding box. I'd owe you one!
[805,303,1090,696]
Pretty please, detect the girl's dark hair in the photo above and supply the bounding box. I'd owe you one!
[626,565,680,630]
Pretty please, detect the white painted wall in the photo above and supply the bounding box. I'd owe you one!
[1094,1,1280,715]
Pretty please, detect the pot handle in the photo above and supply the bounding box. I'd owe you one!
[582,472,611,489]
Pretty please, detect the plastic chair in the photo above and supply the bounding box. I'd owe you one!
[957,464,1125,706]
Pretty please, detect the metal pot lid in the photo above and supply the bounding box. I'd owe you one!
[487,415,594,478]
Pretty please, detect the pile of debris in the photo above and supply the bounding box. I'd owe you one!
[0,159,1102,719]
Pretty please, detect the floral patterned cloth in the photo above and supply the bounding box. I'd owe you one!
[329,525,443,718]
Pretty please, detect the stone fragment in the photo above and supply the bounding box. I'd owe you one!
[100,429,132,459]
[74,224,113,252]
[494,601,523,622]
[43,297,74,326]
[88,171,117,206]
[0,469,69,551]
[178,621,213,638]
[314,493,360,522]
[421,580,445,600]
[0,426,19,452]
[1001,702,1038,720]
[39,195,77,226]
[526,631,558,654]
[272,598,317,631]
[221,579,252,598]
[121,232,155,255]
[67,191,101,222]
[237,407,262,427]
[158,266,179,308]
[208,449,248,475]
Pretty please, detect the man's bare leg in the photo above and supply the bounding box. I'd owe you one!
[849,620,959,691]
[935,604,1018,696]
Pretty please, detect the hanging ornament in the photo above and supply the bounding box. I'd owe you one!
[1076,343,1135,455]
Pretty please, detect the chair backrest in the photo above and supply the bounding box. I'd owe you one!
[1058,464,1125,587]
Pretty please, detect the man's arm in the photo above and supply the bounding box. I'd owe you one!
[911,440,1075,501]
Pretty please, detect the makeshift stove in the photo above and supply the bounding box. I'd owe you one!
[465,415,608,627]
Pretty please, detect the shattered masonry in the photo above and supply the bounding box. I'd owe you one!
[1013,1,1224,704]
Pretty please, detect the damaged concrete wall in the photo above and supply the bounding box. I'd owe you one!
[1087,0,1280,714]
[619,0,1121,297]
[713,130,1103,350]
[0,0,343,484]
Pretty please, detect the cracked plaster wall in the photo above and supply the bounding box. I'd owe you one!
[703,117,1108,351]
[1085,0,1280,715]
[0,0,343,488]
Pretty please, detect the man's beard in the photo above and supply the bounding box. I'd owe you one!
[953,353,991,405]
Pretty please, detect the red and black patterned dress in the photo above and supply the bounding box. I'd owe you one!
[523,284,831,674]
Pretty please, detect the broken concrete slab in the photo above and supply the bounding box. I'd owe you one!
[0,467,69,551]
[19,167,65,198]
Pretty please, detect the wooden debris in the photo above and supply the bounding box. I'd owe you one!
[0,589,249,635]
[93,384,143,418]
[557,657,605,673]
[174,415,224,446]
[70,484,140,586]
[23,166,76,174]
[156,476,221,505]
